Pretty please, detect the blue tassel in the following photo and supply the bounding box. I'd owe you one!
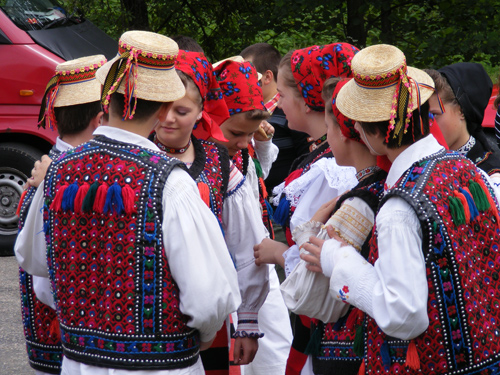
[381,340,391,371]
[104,182,124,215]
[273,197,290,226]
[459,187,479,221]
[264,197,274,217]
[333,313,348,331]
[61,181,79,212]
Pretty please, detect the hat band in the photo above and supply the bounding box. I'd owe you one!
[354,61,407,89]
[118,43,176,68]
[57,70,100,84]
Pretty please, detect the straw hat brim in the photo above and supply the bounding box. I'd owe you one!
[99,54,186,103]
[213,55,263,81]
[336,66,435,123]
[54,78,102,107]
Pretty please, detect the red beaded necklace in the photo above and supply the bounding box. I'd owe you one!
[153,134,192,154]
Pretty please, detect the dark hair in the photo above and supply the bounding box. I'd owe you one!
[109,93,163,121]
[170,35,204,53]
[177,71,203,107]
[240,43,281,82]
[424,69,458,105]
[321,77,342,117]
[244,109,270,121]
[360,101,430,149]
[54,101,102,138]
[278,51,301,97]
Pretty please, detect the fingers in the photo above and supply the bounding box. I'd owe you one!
[259,121,275,139]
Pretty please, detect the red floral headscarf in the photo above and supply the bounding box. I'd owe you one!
[332,78,361,143]
[175,50,229,142]
[213,60,266,116]
[291,42,359,111]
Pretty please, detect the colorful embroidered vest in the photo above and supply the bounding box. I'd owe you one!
[312,170,386,375]
[17,146,63,374]
[232,146,274,238]
[188,137,230,224]
[363,150,500,374]
[43,136,200,370]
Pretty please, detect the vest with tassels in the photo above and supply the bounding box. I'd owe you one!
[362,150,500,374]
[17,147,63,374]
[43,136,200,370]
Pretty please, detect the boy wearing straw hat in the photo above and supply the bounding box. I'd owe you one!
[301,44,500,374]
[15,54,106,375]
[16,30,241,375]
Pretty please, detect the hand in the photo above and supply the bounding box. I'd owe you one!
[254,238,288,267]
[300,236,326,273]
[28,155,52,188]
[200,336,216,351]
[311,198,338,224]
[326,225,348,247]
[233,337,258,365]
[253,120,275,142]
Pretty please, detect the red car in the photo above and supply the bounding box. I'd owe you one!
[0,0,116,255]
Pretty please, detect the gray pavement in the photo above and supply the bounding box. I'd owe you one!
[0,256,35,374]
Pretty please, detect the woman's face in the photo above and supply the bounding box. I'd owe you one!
[218,113,262,157]
[428,93,467,150]
[155,84,202,147]
[277,67,308,133]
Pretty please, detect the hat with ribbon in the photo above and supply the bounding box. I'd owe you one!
[291,42,359,111]
[175,50,229,142]
[213,58,265,116]
[336,44,435,146]
[100,30,185,120]
[38,54,107,130]
[331,78,361,143]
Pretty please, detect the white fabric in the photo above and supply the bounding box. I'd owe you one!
[239,266,292,375]
[321,135,445,340]
[15,126,241,375]
[222,173,270,332]
[252,139,279,179]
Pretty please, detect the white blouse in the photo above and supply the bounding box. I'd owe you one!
[15,126,241,375]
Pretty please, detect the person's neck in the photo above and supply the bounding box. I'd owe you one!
[449,130,471,151]
[385,144,411,163]
[107,116,155,139]
[60,126,95,148]
[352,146,378,173]
[305,112,328,140]
[263,84,278,104]
[154,134,196,164]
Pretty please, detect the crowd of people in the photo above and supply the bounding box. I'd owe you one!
[12,29,500,375]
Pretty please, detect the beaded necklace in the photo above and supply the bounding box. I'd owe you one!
[153,135,191,154]
[308,134,327,151]
[355,166,381,181]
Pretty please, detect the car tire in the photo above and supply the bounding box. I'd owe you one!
[0,143,43,256]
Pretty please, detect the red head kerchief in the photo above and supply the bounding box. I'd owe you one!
[175,50,229,142]
[291,42,359,111]
[213,60,266,116]
[332,78,361,143]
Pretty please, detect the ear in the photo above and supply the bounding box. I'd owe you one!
[158,102,174,122]
[305,103,312,114]
[262,70,273,86]
[91,111,104,130]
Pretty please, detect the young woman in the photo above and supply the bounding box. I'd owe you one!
[153,50,271,372]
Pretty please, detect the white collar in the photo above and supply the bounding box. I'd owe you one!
[92,126,160,151]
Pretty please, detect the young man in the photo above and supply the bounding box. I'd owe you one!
[15,30,240,375]
[15,54,106,375]
[240,43,311,193]
[303,44,500,374]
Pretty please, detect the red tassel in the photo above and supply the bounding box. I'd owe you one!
[405,340,420,370]
[74,183,90,213]
[50,184,68,212]
[357,358,365,375]
[16,189,29,217]
[197,182,211,207]
[93,183,108,214]
[259,177,268,199]
[346,308,363,330]
[49,317,61,341]
[122,184,136,214]
[453,190,470,223]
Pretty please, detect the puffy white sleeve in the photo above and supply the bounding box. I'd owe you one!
[324,197,429,340]
[253,139,279,179]
[14,183,50,277]
[223,163,270,337]
[162,167,241,342]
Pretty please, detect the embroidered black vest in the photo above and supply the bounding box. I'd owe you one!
[18,146,63,374]
[363,150,500,374]
[312,169,386,375]
[43,136,200,370]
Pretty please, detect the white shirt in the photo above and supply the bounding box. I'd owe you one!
[15,126,241,375]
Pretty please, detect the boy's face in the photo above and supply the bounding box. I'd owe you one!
[218,113,262,157]
[428,93,465,150]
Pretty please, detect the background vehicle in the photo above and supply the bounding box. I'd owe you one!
[0,0,116,255]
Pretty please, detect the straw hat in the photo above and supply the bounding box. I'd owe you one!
[336,44,434,123]
[213,56,263,81]
[101,30,185,108]
[54,55,107,107]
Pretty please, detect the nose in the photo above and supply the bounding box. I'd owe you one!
[236,136,249,150]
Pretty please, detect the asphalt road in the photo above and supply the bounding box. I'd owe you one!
[0,255,35,374]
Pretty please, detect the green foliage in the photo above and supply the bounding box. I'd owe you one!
[61,0,500,74]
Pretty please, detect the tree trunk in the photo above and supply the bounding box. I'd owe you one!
[121,0,150,31]
[346,0,367,48]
